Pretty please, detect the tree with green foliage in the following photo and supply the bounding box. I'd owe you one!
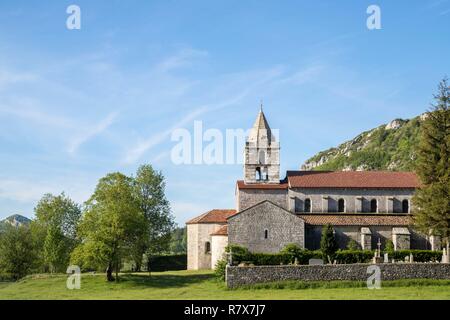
[0,224,38,279]
[413,78,450,254]
[320,224,338,263]
[132,164,174,270]
[170,227,187,254]
[346,239,359,250]
[72,172,146,281]
[384,239,394,252]
[33,193,81,273]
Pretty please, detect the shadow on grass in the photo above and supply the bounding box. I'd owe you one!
[116,273,217,289]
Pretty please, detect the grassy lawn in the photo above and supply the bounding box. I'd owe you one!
[0,270,449,300]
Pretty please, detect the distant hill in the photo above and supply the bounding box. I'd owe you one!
[0,214,32,230]
[301,113,428,171]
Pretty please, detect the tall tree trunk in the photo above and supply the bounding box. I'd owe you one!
[447,237,450,263]
[106,263,114,282]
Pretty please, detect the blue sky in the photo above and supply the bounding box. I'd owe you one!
[0,0,449,225]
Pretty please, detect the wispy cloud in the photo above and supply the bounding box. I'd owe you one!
[276,65,325,86]
[67,111,119,154]
[0,176,92,205]
[122,105,210,164]
[0,101,74,129]
[0,179,52,203]
[428,0,449,8]
[0,70,37,89]
[123,68,280,164]
[156,48,209,73]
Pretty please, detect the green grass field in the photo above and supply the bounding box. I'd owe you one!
[0,270,449,300]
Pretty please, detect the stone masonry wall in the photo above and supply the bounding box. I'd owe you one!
[211,235,228,270]
[226,263,450,288]
[187,223,225,270]
[289,188,414,213]
[228,201,305,253]
[237,189,287,211]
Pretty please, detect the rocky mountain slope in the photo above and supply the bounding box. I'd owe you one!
[0,214,31,230]
[301,114,428,171]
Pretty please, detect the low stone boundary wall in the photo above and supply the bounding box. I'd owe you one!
[226,263,450,288]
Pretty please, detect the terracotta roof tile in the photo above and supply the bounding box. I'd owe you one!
[287,171,419,189]
[186,209,236,224]
[211,225,228,236]
[297,214,412,226]
[236,180,288,190]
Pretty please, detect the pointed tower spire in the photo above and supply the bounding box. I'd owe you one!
[248,104,272,144]
[243,103,280,184]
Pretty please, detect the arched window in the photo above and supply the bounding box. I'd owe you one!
[264,229,268,239]
[402,199,409,213]
[258,150,266,164]
[304,198,311,213]
[205,241,211,254]
[370,199,378,213]
[262,167,268,181]
[338,198,345,213]
[255,167,261,181]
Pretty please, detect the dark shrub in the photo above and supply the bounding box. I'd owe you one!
[147,254,187,272]
[320,224,338,263]
[214,258,228,281]
[388,250,442,262]
[335,250,374,264]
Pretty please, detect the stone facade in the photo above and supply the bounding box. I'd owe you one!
[288,188,414,213]
[187,223,225,270]
[211,234,228,270]
[226,263,450,288]
[236,188,287,211]
[228,201,305,253]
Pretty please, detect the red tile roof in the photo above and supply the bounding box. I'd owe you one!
[186,209,236,224]
[297,214,412,226]
[211,225,228,236]
[287,171,419,189]
[236,180,288,190]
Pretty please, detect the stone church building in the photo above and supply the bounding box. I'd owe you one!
[186,109,439,270]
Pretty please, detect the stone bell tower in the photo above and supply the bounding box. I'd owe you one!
[244,104,280,184]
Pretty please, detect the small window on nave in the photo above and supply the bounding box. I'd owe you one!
[370,199,378,213]
[338,198,345,213]
[402,199,409,213]
[205,241,211,254]
[264,229,268,239]
[304,198,311,213]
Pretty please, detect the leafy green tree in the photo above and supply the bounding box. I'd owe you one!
[413,78,450,253]
[384,239,394,252]
[320,224,338,263]
[72,172,146,281]
[0,224,37,279]
[346,239,359,250]
[34,193,81,273]
[170,227,187,254]
[133,165,174,270]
